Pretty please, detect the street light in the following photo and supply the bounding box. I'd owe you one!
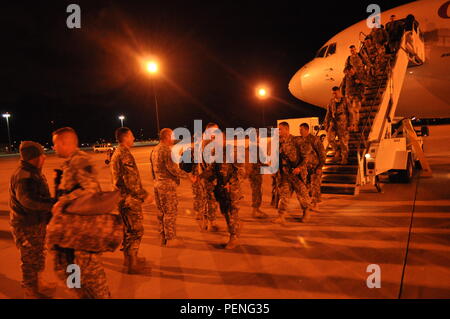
[2,113,12,151]
[146,60,160,137]
[256,86,269,127]
[118,115,125,127]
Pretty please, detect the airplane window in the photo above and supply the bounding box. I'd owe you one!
[315,46,328,58]
[326,43,337,56]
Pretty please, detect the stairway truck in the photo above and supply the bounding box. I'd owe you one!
[277,117,328,147]
[361,119,424,185]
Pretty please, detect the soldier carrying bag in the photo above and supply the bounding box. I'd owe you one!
[47,190,123,253]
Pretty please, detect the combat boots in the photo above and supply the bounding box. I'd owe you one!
[301,208,311,223]
[126,249,152,275]
[252,208,268,219]
[165,238,185,248]
[225,235,239,249]
[272,214,286,226]
[123,250,146,267]
[207,220,219,232]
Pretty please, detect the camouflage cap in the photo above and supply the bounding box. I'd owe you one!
[19,141,44,161]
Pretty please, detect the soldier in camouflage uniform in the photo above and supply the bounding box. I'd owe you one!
[246,140,268,218]
[191,124,220,232]
[51,127,111,299]
[200,133,245,249]
[110,127,151,275]
[341,65,365,132]
[361,35,378,79]
[324,87,350,165]
[345,45,367,83]
[150,128,187,247]
[273,122,312,225]
[9,141,56,298]
[297,124,326,208]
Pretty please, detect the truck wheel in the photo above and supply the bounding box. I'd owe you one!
[398,155,413,183]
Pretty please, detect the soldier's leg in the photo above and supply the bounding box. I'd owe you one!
[154,188,166,242]
[354,98,362,128]
[12,225,46,291]
[338,126,350,164]
[73,251,110,299]
[205,182,218,222]
[310,171,323,204]
[273,180,290,225]
[224,184,241,249]
[249,174,262,209]
[328,128,340,161]
[158,186,179,241]
[293,179,312,211]
[119,199,144,253]
[192,179,203,220]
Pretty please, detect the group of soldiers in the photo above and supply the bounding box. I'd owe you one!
[8,121,327,299]
[324,14,410,165]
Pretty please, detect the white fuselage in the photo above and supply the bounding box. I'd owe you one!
[289,0,450,118]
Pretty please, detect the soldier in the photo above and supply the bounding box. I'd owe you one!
[345,45,367,82]
[386,15,404,53]
[192,122,220,231]
[370,25,389,51]
[9,141,56,298]
[297,124,326,208]
[324,87,350,165]
[246,136,268,219]
[110,127,152,275]
[361,35,378,78]
[246,162,267,218]
[273,122,312,225]
[200,131,245,249]
[341,65,365,132]
[51,127,111,299]
[150,128,187,247]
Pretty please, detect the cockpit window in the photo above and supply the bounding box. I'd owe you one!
[326,43,336,56]
[315,45,328,58]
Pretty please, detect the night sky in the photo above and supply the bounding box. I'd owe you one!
[1,0,411,145]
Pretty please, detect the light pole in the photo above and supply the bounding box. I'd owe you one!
[256,87,269,127]
[118,115,125,127]
[146,61,160,137]
[2,113,11,151]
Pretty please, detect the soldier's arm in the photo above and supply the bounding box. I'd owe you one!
[16,178,55,212]
[121,155,148,201]
[324,104,332,129]
[164,147,187,178]
[295,139,308,168]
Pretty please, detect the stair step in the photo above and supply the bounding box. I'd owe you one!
[321,185,357,196]
[322,165,358,174]
[322,174,357,184]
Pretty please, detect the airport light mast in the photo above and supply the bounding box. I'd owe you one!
[146,60,160,137]
[2,113,12,152]
[118,115,125,127]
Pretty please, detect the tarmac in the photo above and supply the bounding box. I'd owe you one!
[0,125,449,299]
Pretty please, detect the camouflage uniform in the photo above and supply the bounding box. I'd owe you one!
[276,135,312,216]
[246,163,263,209]
[54,150,111,299]
[345,53,367,83]
[150,143,186,242]
[341,72,365,129]
[297,134,326,204]
[9,161,54,290]
[201,152,245,238]
[192,158,217,223]
[324,97,350,163]
[110,145,148,253]
[370,27,389,50]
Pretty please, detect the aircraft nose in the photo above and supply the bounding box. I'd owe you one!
[288,65,308,101]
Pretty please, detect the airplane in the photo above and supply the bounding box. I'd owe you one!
[288,0,450,118]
